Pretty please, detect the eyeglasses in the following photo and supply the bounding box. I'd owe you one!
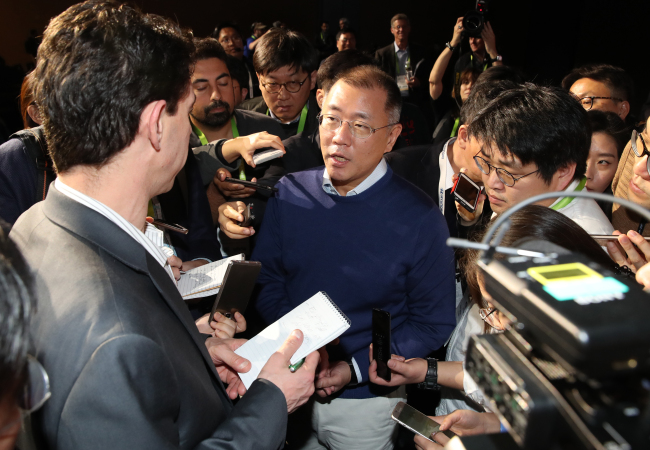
[572,95,623,111]
[0,356,51,436]
[260,75,309,94]
[631,129,650,176]
[474,154,539,187]
[479,308,506,331]
[318,113,398,139]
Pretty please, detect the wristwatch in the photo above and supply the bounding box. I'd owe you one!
[347,361,359,387]
[490,54,503,62]
[417,358,441,390]
[445,42,456,51]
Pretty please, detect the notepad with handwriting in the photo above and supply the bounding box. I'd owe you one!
[178,254,244,299]
[235,291,351,389]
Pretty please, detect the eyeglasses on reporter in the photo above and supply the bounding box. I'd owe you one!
[631,129,650,176]
[260,75,309,94]
[572,94,623,111]
[473,154,539,187]
[318,113,399,139]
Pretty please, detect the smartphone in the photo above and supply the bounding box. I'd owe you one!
[590,234,650,241]
[224,177,278,193]
[151,219,188,235]
[451,173,482,212]
[372,308,391,382]
[238,204,254,227]
[209,260,262,322]
[392,402,455,443]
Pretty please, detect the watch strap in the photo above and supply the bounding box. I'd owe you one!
[347,361,359,387]
[445,42,456,52]
[417,358,441,390]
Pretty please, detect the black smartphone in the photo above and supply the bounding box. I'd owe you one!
[224,177,278,193]
[151,219,189,235]
[372,308,391,382]
[209,261,262,322]
[391,402,456,443]
[451,173,482,212]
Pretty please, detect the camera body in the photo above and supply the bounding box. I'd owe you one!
[463,0,491,38]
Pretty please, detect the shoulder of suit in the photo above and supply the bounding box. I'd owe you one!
[237,96,267,112]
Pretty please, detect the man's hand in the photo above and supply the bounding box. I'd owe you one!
[258,330,319,413]
[218,201,255,239]
[482,22,498,59]
[213,168,257,199]
[221,131,285,166]
[315,360,351,397]
[607,230,650,273]
[451,17,464,48]
[167,255,182,281]
[196,311,247,338]
[180,259,208,272]
[368,344,427,386]
[407,76,421,88]
[636,262,650,290]
[205,337,251,399]
[452,169,486,223]
[413,410,501,450]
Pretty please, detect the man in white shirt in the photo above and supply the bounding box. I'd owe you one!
[9,2,318,449]
[466,83,614,235]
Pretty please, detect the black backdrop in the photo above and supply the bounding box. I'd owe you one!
[1,0,649,134]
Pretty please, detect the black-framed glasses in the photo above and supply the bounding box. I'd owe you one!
[474,154,539,187]
[631,129,650,176]
[572,95,623,111]
[260,75,309,94]
[318,113,398,139]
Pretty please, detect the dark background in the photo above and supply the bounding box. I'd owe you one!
[1,0,648,135]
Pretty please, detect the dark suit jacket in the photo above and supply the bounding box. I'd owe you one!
[375,42,429,81]
[10,188,288,450]
[237,95,320,140]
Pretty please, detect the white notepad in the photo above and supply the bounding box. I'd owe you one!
[177,254,244,299]
[235,292,351,389]
[253,149,284,165]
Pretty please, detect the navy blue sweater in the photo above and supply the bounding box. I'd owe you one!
[252,166,456,399]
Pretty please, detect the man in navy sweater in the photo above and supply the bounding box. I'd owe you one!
[252,65,456,450]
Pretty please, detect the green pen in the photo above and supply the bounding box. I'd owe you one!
[289,358,306,372]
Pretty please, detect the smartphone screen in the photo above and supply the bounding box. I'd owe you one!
[210,261,262,321]
[372,308,391,381]
[392,401,441,442]
[453,173,481,211]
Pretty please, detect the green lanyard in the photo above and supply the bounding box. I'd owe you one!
[192,123,208,146]
[395,51,410,75]
[193,121,248,181]
[471,54,488,72]
[450,117,460,138]
[550,177,587,211]
[267,103,308,135]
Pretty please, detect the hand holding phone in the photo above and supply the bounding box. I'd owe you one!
[451,172,482,213]
[392,402,456,443]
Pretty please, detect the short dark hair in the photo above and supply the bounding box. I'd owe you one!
[587,110,629,159]
[0,223,34,402]
[459,80,519,125]
[451,67,482,101]
[468,83,591,184]
[317,49,377,91]
[334,65,402,123]
[212,21,242,40]
[561,64,634,103]
[226,56,248,91]
[474,65,526,87]
[194,37,228,62]
[253,28,319,76]
[391,14,409,27]
[336,28,356,42]
[34,0,194,173]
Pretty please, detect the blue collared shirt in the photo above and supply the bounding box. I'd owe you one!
[322,158,388,197]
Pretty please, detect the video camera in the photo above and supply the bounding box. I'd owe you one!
[446,191,650,450]
[463,0,490,38]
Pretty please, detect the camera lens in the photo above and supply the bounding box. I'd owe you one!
[462,11,484,37]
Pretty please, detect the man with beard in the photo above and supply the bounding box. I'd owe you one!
[213,22,261,99]
[190,37,285,188]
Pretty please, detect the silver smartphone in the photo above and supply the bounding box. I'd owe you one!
[391,401,455,442]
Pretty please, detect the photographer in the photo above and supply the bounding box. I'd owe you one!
[429,17,502,103]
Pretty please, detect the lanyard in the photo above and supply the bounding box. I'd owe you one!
[470,54,488,72]
[438,140,453,215]
[192,123,208,146]
[267,103,308,135]
[550,177,587,211]
[450,117,460,138]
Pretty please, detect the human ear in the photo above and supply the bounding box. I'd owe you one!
[457,125,469,149]
[555,162,577,190]
[309,70,318,90]
[618,101,630,121]
[316,89,324,108]
[384,123,403,153]
[143,100,167,151]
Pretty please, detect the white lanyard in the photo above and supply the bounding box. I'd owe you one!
[438,139,454,215]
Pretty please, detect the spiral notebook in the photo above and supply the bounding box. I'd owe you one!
[177,254,244,299]
[235,291,351,389]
